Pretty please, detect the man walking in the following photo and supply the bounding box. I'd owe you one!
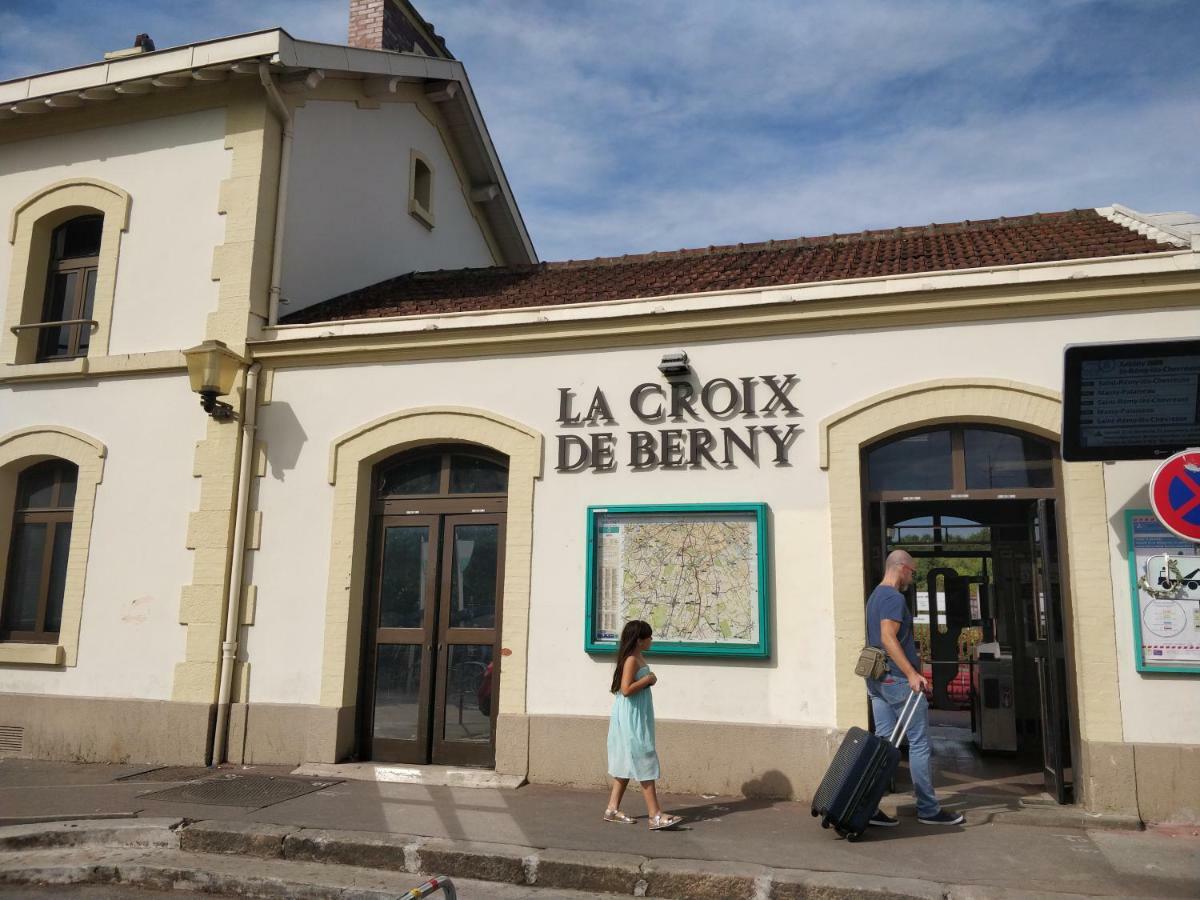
[866,549,965,827]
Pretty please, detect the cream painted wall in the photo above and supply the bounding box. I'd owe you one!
[278,100,497,314]
[0,375,203,698]
[251,306,1200,741]
[0,109,228,355]
[1103,460,1200,745]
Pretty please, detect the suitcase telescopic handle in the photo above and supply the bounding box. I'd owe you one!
[889,689,924,747]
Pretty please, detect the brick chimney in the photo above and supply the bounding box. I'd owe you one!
[348,0,451,57]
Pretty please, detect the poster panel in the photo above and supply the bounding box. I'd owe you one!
[584,503,770,657]
[1125,510,1200,674]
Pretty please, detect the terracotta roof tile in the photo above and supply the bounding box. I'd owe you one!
[281,209,1171,324]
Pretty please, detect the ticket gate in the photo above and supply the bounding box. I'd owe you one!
[972,651,1017,752]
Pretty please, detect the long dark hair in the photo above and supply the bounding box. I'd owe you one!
[610,620,652,693]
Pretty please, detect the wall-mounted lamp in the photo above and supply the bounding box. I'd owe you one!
[183,340,245,420]
[658,350,691,379]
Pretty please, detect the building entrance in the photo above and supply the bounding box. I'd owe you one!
[863,426,1074,804]
[359,446,507,768]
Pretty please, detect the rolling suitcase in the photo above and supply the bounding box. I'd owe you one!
[810,688,922,841]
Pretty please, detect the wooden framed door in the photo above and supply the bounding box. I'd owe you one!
[360,445,510,768]
[431,513,505,767]
[361,515,440,764]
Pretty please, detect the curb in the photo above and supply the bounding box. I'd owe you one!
[992,807,1144,832]
[0,855,419,900]
[892,798,1145,833]
[0,812,139,827]
[0,818,1171,900]
[0,817,183,852]
[292,761,527,790]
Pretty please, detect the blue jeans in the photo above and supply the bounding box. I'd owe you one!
[867,677,939,818]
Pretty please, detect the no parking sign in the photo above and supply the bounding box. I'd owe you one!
[1149,449,1200,542]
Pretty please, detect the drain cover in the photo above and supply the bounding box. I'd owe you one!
[139,774,339,808]
[117,766,213,783]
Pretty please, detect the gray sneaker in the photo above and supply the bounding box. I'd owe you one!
[918,809,965,825]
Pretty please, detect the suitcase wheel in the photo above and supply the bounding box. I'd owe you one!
[820,820,830,829]
[846,832,861,843]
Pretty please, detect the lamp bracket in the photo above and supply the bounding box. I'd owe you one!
[200,390,236,421]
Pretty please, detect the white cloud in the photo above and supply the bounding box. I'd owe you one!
[525,92,1200,259]
[0,0,346,80]
[2,0,1195,263]
[426,0,1199,258]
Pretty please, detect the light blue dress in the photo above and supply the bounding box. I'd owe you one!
[607,665,660,781]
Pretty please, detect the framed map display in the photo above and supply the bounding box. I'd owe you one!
[1125,510,1200,674]
[584,503,770,657]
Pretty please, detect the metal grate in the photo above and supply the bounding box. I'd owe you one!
[116,766,213,783]
[0,725,23,754]
[139,773,339,809]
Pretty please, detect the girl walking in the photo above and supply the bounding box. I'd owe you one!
[603,620,683,830]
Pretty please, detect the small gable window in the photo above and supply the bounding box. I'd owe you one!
[37,215,102,362]
[409,150,434,228]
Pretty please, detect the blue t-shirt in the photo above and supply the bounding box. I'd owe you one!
[866,585,920,677]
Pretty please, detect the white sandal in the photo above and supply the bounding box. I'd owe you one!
[648,813,682,830]
[603,808,636,824]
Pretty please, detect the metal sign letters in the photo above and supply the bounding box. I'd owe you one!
[554,375,803,473]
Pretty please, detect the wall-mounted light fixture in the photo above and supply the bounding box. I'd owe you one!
[183,339,245,420]
[658,350,691,378]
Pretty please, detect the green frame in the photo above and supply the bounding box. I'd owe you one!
[1125,509,1200,675]
[584,502,770,658]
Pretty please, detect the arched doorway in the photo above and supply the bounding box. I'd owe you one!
[862,424,1075,803]
[359,444,508,767]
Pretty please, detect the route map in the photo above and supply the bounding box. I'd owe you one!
[595,512,760,645]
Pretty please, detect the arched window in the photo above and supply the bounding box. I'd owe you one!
[2,459,77,641]
[865,425,1055,497]
[376,447,508,499]
[37,215,102,361]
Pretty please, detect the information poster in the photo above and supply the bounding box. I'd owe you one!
[584,504,770,657]
[1126,511,1200,673]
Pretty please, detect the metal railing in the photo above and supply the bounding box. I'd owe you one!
[399,875,457,900]
[9,318,99,336]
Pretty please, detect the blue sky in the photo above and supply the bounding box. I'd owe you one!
[1,0,1197,261]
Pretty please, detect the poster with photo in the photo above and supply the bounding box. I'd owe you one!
[1126,511,1200,674]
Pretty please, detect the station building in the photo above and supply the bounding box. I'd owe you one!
[0,1,1197,823]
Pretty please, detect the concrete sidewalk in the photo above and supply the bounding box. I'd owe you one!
[0,759,1196,898]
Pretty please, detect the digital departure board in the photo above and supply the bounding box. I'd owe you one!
[1062,339,1200,461]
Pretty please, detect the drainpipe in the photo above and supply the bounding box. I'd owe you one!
[258,63,293,327]
[211,362,261,765]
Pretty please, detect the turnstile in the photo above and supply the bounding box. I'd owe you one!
[972,653,1017,752]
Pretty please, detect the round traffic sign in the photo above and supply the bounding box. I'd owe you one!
[1149,449,1200,542]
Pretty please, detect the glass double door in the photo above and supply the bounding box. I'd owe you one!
[362,512,504,767]
[872,497,1074,803]
[1028,498,1072,804]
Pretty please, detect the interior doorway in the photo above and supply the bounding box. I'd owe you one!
[862,426,1075,804]
[358,445,507,768]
